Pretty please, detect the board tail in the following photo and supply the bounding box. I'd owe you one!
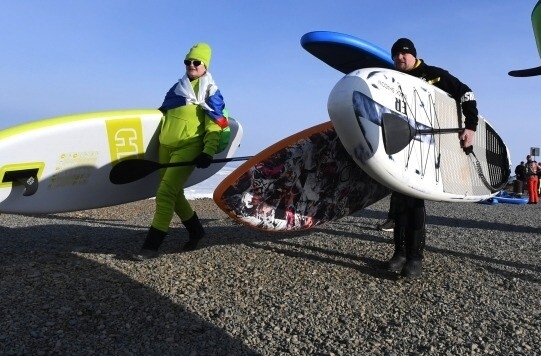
[477,123,510,192]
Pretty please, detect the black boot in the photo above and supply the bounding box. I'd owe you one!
[132,226,167,261]
[401,228,425,278]
[182,212,205,251]
[385,226,406,272]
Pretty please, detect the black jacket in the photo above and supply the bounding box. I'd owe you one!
[408,59,479,131]
[515,164,526,181]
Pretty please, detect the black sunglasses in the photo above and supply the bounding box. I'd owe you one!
[184,59,204,67]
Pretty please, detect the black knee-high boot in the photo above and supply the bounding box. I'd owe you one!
[401,228,425,278]
[182,212,205,251]
[132,226,167,261]
[385,226,406,271]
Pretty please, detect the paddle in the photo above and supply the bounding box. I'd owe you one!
[381,113,464,155]
[109,156,252,185]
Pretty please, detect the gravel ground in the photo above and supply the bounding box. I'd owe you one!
[1,196,540,355]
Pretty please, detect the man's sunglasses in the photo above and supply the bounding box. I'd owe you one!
[184,59,204,67]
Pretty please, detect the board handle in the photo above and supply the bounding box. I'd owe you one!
[2,169,40,196]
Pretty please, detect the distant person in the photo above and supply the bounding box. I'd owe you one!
[133,42,229,260]
[380,38,479,278]
[525,155,539,204]
[536,159,541,195]
[514,161,526,195]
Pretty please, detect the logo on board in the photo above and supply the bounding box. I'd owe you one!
[105,118,144,162]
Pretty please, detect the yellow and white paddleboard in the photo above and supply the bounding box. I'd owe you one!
[0,110,242,213]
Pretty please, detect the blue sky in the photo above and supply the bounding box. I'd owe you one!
[1,1,540,166]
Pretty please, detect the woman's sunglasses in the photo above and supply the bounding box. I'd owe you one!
[184,59,204,67]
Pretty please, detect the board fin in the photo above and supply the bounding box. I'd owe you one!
[508,65,541,77]
[2,169,39,196]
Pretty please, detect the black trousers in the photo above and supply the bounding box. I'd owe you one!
[388,191,426,230]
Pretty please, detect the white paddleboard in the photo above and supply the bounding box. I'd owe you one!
[0,110,242,213]
[328,68,510,202]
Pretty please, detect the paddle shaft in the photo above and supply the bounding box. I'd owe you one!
[109,156,253,185]
[160,156,252,169]
[416,127,463,135]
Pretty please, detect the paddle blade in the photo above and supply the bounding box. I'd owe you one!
[109,159,162,185]
[508,65,541,77]
[381,113,416,155]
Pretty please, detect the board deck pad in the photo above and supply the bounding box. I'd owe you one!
[0,110,242,213]
[301,31,394,74]
[213,121,390,232]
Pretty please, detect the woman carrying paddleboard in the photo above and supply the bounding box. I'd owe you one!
[133,42,229,260]
[383,38,479,278]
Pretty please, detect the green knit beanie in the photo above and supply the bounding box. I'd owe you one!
[185,42,212,68]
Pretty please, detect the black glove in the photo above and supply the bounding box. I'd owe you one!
[194,152,213,168]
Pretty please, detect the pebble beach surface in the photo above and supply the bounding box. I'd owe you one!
[1,196,540,355]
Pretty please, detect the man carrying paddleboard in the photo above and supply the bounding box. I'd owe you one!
[383,38,479,278]
[133,42,229,260]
